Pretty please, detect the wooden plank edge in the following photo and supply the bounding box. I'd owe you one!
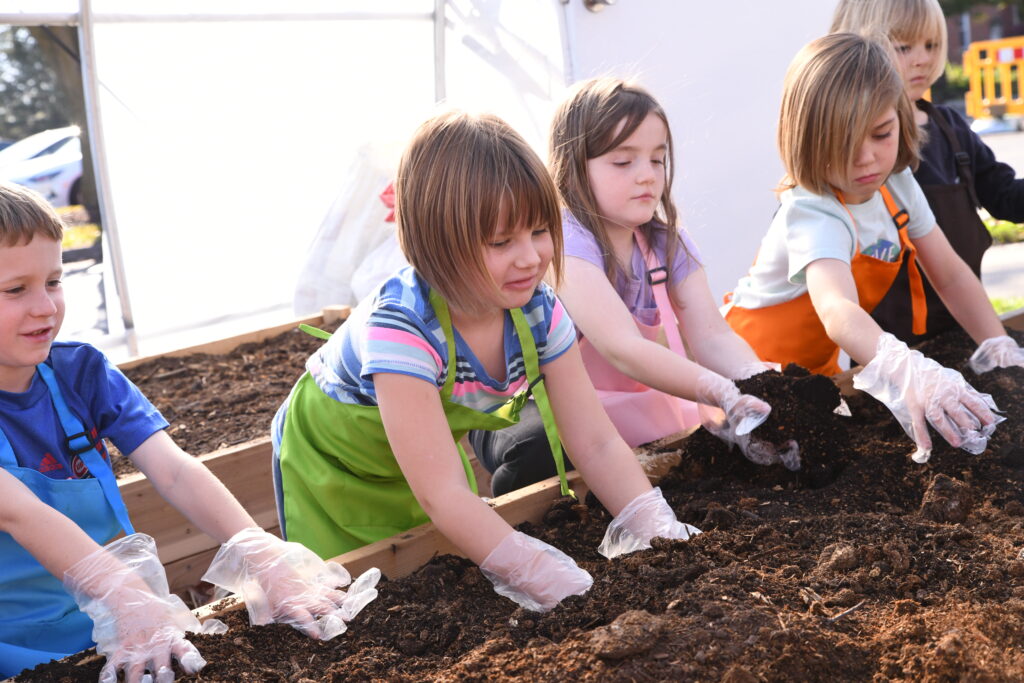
[194,470,591,622]
[118,305,350,370]
[1002,305,1024,332]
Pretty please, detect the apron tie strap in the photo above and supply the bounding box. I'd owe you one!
[879,187,928,335]
[836,187,928,337]
[36,363,135,535]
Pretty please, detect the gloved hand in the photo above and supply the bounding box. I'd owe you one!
[63,533,226,683]
[695,372,800,470]
[203,527,380,641]
[479,531,592,612]
[854,333,1003,463]
[695,372,771,436]
[968,335,1024,373]
[598,487,701,559]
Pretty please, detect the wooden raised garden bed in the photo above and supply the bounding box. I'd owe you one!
[13,310,1024,681]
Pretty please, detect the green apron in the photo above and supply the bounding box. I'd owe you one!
[279,290,572,559]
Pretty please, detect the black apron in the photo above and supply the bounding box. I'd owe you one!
[870,99,993,343]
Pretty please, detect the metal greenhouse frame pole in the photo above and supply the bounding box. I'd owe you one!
[78,0,138,354]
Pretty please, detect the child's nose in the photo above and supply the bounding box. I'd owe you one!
[516,239,541,267]
[31,290,59,316]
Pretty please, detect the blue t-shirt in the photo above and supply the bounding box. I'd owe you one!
[0,342,168,479]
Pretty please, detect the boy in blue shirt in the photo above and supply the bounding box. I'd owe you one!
[0,182,378,682]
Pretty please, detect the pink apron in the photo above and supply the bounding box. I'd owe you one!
[577,231,700,447]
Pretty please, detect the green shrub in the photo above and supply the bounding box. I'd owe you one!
[980,210,1024,243]
[991,296,1024,315]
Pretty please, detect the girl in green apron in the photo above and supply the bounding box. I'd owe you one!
[0,182,377,681]
[274,110,702,613]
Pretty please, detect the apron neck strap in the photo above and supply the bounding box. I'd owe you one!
[509,308,574,499]
[35,364,135,535]
[835,186,927,336]
[634,229,687,358]
[428,289,459,402]
[429,288,574,499]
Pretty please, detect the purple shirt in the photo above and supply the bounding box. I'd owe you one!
[562,211,703,326]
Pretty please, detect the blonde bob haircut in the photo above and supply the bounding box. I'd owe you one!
[778,33,920,196]
[549,77,685,292]
[0,181,64,247]
[831,0,948,86]
[395,110,563,314]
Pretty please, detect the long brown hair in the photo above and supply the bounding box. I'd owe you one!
[549,77,687,300]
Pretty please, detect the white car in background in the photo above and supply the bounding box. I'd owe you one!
[0,125,83,207]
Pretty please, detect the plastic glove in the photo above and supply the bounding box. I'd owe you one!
[968,335,1024,373]
[479,531,592,612]
[203,527,380,641]
[853,333,1003,463]
[598,487,701,559]
[695,372,771,436]
[63,533,225,683]
[695,372,800,469]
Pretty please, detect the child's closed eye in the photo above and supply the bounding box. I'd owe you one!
[2,286,25,295]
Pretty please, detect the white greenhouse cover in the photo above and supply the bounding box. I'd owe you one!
[3,1,832,360]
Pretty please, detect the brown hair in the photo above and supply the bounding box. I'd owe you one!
[778,32,920,195]
[549,76,686,296]
[395,110,563,314]
[831,0,948,86]
[0,181,64,247]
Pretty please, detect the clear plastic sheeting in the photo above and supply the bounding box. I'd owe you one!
[91,15,435,338]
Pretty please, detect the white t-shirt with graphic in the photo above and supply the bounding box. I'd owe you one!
[729,167,936,310]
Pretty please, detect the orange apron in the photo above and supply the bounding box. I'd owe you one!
[725,186,927,376]
[578,231,700,447]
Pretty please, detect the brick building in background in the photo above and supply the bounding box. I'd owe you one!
[947,4,1024,62]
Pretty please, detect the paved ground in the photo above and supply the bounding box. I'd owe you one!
[975,130,1024,306]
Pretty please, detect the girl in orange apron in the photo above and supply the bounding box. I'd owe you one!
[831,0,1023,345]
[273,111,701,613]
[724,33,1011,462]
[547,77,795,467]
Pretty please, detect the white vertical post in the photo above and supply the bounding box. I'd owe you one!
[434,0,446,102]
[77,0,138,355]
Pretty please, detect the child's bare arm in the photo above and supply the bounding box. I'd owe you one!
[805,257,884,365]
[0,468,106,578]
[374,372,514,564]
[540,343,653,515]
[911,226,1005,343]
[128,430,259,543]
[670,266,765,377]
[558,257,722,401]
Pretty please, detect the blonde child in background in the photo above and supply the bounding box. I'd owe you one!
[832,0,1024,345]
[272,111,701,614]
[723,33,1021,463]
[0,183,377,682]
[547,77,799,470]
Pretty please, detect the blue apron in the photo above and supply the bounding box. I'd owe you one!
[0,363,134,678]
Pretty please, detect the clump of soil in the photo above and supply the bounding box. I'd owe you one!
[20,327,1024,681]
[111,323,339,476]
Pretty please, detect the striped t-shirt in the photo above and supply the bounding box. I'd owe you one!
[305,267,576,414]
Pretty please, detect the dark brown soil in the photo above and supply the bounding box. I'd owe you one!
[110,323,338,477]
[19,327,1024,682]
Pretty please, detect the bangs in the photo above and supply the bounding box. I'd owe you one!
[590,91,658,158]
[889,1,946,46]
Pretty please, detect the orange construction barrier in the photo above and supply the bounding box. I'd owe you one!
[963,35,1024,120]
